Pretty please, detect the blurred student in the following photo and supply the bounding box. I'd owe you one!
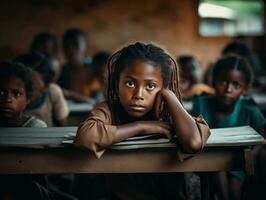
[177,55,214,100]
[57,28,93,102]
[83,51,110,102]
[15,52,69,127]
[30,32,59,57]
[192,55,266,200]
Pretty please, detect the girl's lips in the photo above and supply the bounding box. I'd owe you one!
[129,105,146,111]
[0,107,14,112]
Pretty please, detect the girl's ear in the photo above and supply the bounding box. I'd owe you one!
[26,99,31,106]
[242,84,251,96]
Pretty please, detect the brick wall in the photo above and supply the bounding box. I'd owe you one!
[0,0,234,70]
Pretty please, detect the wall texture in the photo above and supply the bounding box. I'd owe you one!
[0,0,236,70]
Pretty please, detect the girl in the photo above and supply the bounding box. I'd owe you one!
[74,42,210,199]
[0,61,47,127]
[192,55,266,200]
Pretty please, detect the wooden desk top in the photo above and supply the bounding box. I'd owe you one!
[0,126,264,174]
[0,126,264,148]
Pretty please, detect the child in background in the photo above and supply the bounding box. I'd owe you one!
[58,28,91,95]
[0,62,54,200]
[14,52,69,127]
[83,51,110,102]
[30,32,59,57]
[192,55,266,200]
[74,42,210,199]
[0,61,46,127]
[177,55,214,100]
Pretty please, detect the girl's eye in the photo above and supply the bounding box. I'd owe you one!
[14,91,22,97]
[218,80,227,86]
[233,82,241,89]
[125,80,135,88]
[146,84,156,91]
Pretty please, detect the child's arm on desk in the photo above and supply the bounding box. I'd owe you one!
[113,121,171,143]
[74,102,171,158]
[160,89,208,153]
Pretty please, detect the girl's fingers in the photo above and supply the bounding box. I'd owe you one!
[157,121,171,130]
[159,128,171,139]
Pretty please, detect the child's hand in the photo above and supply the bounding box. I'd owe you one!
[137,121,172,139]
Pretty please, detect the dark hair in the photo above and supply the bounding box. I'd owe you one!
[92,51,110,79]
[212,55,254,86]
[14,52,54,86]
[63,28,86,51]
[29,32,58,55]
[177,55,198,71]
[222,41,252,59]
[0,61,33,99]
[107,42,181,123]
[222,41,261,84]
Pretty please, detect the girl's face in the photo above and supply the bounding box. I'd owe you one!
[118,60,163,118]
[213,69,248,106]
[0,76,28,119]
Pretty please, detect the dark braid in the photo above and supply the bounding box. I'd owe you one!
[106,42,182,124]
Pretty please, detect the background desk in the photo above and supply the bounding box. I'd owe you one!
[0,126,264,175]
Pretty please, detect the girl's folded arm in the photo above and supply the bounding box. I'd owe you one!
[161,89,210,153]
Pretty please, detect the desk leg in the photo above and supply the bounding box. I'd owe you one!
[244,148,254,175]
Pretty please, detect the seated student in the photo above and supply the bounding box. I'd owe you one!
[74,42,210,199]
[14,52,69,127]
[0,61,46,127]
[83,51,110,102]
[57,28,94,103]
[0,61,55,200]
[192,55,266,200]
[29,32,59,57]
[177,55,214,100]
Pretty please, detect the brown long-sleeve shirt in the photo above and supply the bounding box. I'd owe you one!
[74,102,210,159]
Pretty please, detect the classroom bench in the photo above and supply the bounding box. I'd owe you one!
[0,126,265,175]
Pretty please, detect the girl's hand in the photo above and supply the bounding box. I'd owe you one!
[137,121,172,139]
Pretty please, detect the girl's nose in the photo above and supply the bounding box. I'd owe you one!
[133,87,144,100]
[2,92,13,103]
[225,83,233,93]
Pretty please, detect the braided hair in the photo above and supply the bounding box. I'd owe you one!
[106,42,182,124]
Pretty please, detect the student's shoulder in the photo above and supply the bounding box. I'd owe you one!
[239,96,265,116]
[239,96,259,109]
[23,115,47,128]
[48,83,65,101]
[48,83,63,93]
[89,101,112,119]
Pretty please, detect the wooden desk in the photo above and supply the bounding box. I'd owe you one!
[0,126,265,175]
